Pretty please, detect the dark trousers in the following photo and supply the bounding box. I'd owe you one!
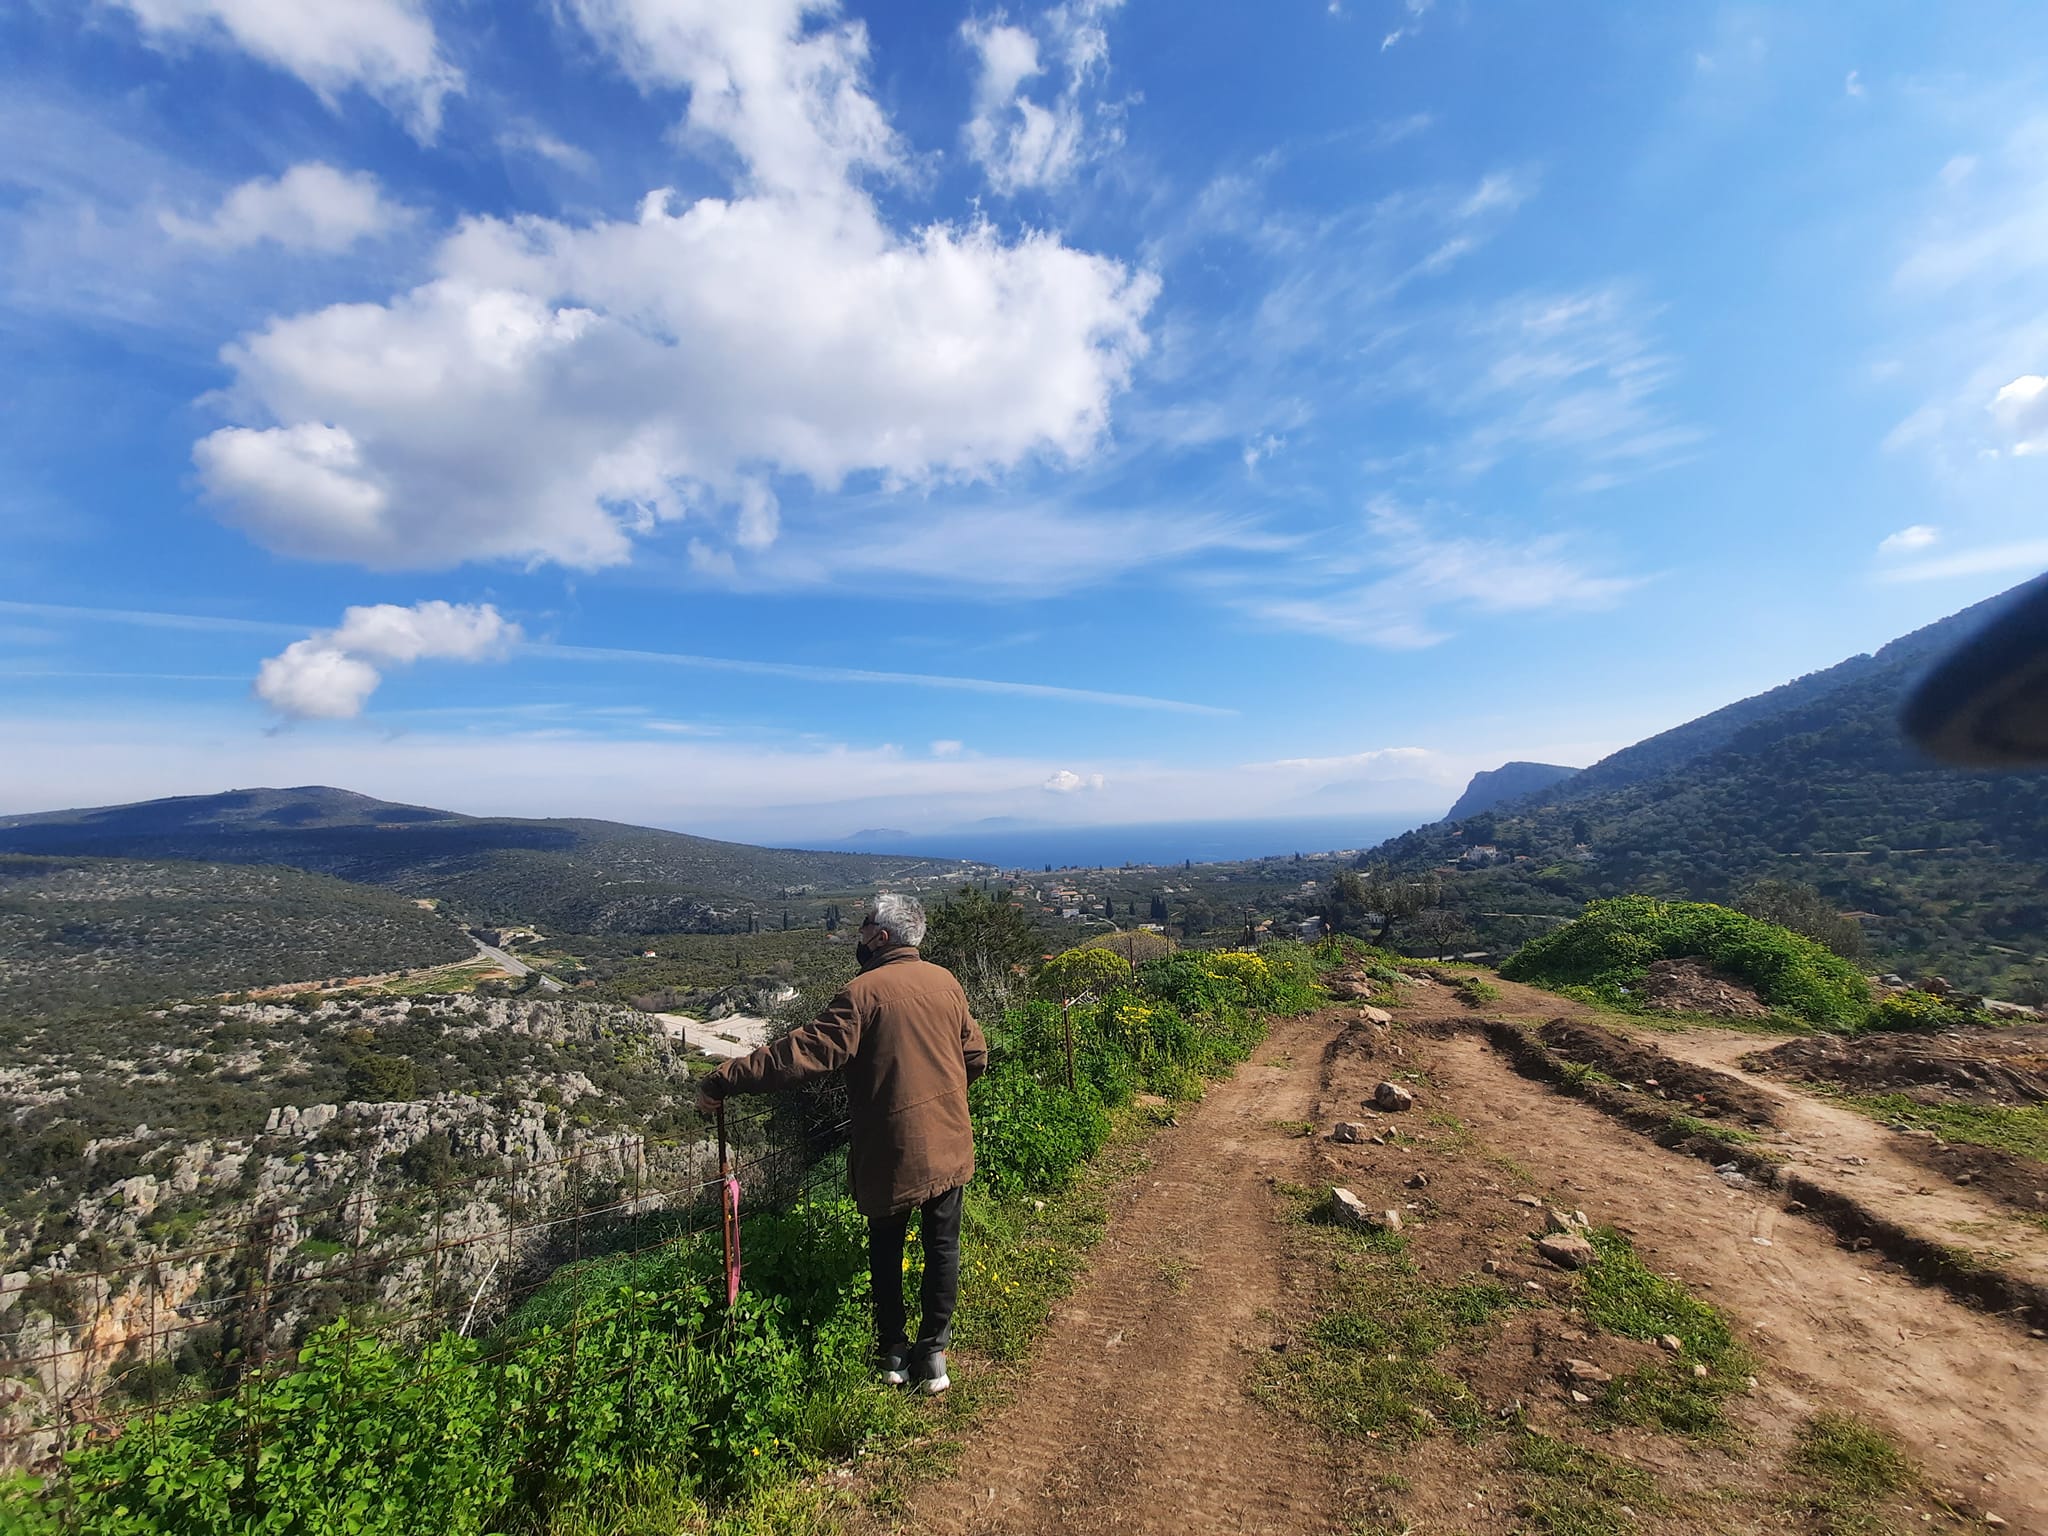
[867,1185,963,1360]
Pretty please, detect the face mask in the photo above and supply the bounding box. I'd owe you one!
[855,938,879,968]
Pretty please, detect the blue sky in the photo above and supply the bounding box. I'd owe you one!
[4,0,2047,843]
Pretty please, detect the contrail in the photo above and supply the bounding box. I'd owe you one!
[0,599,1234,716]
[530,643,1236,716]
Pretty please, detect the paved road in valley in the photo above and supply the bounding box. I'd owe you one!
[468,937,564,991]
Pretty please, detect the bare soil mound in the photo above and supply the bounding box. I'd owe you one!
[1537,1018,1780,1127]
[1639,957,1770,1019]
[1743,1028,2048,1217]
[1746,1027,2048,1106]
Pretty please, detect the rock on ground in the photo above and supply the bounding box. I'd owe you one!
[1330,1187,1403,1234]
[1534,1233,1597,1270]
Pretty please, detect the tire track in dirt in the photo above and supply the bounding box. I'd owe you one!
[1432,1030,2048,1532]
[894,1009,1353,1536]
[1643,1027,2048,1288]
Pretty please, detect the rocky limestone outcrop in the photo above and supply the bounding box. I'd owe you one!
[0,994,738,1472]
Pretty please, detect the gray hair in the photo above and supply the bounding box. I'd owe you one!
[866,892,927,947]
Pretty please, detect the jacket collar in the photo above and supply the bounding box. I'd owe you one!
[860,943,921,973]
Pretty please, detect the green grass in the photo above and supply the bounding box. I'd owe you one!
[1788,1413,1919,1536]
[1425,1108,1477,1152]
[1557,1058,1623,1091]
[952,1153,1119,1362]
[1254,1219,1530,1441]
[529,1125,1139,1536]
[1832,1092,2048,1163]
[543,1464,854,1536]
[1513,1432,1660,1536]
[375,959,502,997]
[1577,1228,1752,1435]
[1663,1112,1760,1145]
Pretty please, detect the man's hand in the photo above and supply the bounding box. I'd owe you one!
[696,1085,722,1117]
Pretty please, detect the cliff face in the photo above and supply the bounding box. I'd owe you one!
[1443,762,1580,823]
[0,994,771,1470]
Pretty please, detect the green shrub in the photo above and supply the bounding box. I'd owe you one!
[1862,989,1972,1034]
[968,1065,1111,1196]
[1136,953,1229,1016]
[1035,947,1133,1007]
[15,1218,891,1536]
[1500,896,1870,1029]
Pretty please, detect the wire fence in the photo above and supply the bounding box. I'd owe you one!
[0,1082,856,1489]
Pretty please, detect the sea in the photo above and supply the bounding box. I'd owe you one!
[808,814,1434,871]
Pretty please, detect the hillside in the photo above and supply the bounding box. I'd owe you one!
[1442,761,1579,821]
[0,854,474,1022]
[0,787,988,934]
[1364,583,2048,991]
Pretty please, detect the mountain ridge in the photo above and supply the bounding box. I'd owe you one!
[1364,579,2048,990]
[0,788,987,934]
[1442,762,1579,822]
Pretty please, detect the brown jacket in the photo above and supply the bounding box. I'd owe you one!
[703,946,989,1217]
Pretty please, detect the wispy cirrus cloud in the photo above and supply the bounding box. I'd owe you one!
[0,597,299,637]
[1378,0,1436,52]
[744,500,1288,599]
[1227,498,1643,648]
[535,641,1233,716]
[1874,537,2048,584]
[1881,114,2048,484]
[1407,285,1703,489]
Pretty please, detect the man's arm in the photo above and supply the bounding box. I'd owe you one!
[961,1011,989,1083]
[698,990,864,1110]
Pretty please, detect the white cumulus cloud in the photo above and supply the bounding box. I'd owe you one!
[1042,768,1105,793]
[160,163,413,253]
[195,0,1157,573]
[1877,524,1940,555]
[1990,374,2048,455]
[109,0,461,137]
[962,1,1122,195]
[255,601,522,719]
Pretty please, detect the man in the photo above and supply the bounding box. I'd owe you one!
[696,892,988,1394]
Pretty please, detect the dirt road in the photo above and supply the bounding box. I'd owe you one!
[884,984,2041,1534]
[897,1008,1354,1536]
